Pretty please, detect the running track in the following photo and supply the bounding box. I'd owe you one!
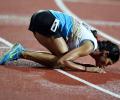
[0,0,120,100]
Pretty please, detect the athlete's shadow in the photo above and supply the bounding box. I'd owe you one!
[61,62,96,72]
[4,59,54,73]
[3,59,96,73]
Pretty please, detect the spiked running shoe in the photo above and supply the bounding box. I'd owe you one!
[0,43,25,65]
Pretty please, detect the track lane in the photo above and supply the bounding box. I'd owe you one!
[0,0,120,100]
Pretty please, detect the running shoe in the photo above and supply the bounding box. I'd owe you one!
[0,43,25,65]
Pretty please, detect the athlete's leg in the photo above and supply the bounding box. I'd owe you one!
[21,50,59,66]
[34,32,69,57]
[0,43,59,66]
[19,32,68,66]
[51,36,69,55]
[29,10,69,56]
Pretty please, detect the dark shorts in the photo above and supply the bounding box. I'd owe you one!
[29,10,61,37]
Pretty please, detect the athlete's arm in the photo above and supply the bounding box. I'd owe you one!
[56,40,105,73]
[58,40,94,63]
[57,40,93,66]
[61,61,106,73]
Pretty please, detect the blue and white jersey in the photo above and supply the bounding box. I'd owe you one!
[49,10,73,39]
[49,10,98,51]
[67,19,98,51]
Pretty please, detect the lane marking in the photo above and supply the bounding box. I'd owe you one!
[54,0,120,45]
[0,47,10,49]
[0,14,120,26]
[55,69,120,98]
[0,37,120,98]
[0,37,13,47]
[0,15,29,26]
[54,0,120,98]
[0,1,119,98]
[62,0,120,5]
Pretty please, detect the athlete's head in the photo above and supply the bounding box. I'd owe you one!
[91,40,120,67]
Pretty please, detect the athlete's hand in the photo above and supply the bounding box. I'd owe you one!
[95,67,106,73]
[86,66,106,73]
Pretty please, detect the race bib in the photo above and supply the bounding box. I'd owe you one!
[50,19,59,32]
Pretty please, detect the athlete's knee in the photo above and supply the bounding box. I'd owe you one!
[57,58,69,66]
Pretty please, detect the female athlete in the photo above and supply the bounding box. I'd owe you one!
[0,10,119,73]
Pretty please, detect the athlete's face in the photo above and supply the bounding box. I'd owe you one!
[95,56,113,67]
[91,50,113,67]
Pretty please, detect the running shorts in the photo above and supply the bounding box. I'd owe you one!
[29,10,61,38]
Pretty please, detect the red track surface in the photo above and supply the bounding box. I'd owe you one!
[0,0,120,100]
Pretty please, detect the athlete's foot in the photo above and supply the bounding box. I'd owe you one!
[0,43,25,65]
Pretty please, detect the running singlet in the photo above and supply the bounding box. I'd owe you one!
[68,19,98,51]
[49,10,98,51]
[49,10,73,39]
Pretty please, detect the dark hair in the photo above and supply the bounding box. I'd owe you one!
[91,30,97,38]
[98,40,120,63]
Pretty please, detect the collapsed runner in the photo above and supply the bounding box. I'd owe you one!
[0,10,120,73]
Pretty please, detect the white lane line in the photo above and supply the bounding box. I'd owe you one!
[85,19,120,26]
[1,37,120,98]
[0,37,13,47]
[0,0,120,98]
[0,47,10,49]
[54,0,120,45]
[0,15,30,26]
[62,0,120,5]
[0,14,120,26]
[55,69,120,98]
[54,0,120,98]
